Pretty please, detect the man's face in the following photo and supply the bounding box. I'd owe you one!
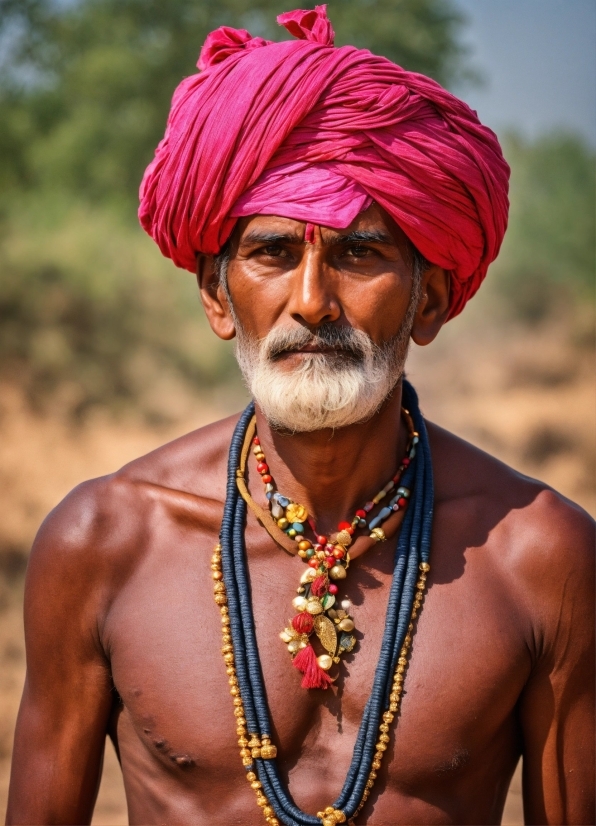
[208,203,425,431]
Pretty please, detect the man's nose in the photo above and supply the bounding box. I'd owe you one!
[286,234,341,327]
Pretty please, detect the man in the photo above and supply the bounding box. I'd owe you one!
[7,6,594,825]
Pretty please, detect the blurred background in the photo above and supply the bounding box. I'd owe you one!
[0,0,594,822]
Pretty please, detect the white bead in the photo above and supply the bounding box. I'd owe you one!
[341,599,351,611]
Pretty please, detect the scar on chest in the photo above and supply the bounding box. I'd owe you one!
[143,729,197,769]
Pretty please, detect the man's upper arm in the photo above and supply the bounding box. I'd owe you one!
[518,492,595,825]
[6,480,120,825]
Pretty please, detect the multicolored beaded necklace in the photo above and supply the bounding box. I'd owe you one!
[242,408,418,689]
[212,380,434,826]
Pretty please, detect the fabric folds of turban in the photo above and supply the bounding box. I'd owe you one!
[139,5,510,319]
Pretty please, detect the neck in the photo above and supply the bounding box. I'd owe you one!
[252,381,407,536]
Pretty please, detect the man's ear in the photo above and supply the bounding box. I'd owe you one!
[410,265,450,346]
[196,254,236,341]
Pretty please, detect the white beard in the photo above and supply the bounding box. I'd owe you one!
[233,303,418,433]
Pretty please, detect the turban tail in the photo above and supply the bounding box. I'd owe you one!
[139,5,510,319]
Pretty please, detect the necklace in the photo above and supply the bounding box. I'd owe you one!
[212,380,434,825]
[246,409,417,689]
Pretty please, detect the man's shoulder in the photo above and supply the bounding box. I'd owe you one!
[28,411,242,583]
[429,419,594,619]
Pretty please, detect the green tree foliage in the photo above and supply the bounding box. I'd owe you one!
[492,132,595,324]
[0,0,468,206]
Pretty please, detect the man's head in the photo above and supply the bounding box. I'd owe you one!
[139,5,509,428]
[198,203,449,431]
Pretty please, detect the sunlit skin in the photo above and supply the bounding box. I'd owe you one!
[7,205,595,825]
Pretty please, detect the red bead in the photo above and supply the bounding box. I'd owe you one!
[328,584,338,595]
[333,548,345,559]
[325,544,335,554]
[325,556,335,568]
[338,521,351,531]
[308,558,319,568]
[402,458,410,466]
[256,462,268,473]
[262,475,272,484]
[398,497,407,507]
[355,509,366,519]
[253,437,260,445]
[346,526,355,535]
[317,535,327,546]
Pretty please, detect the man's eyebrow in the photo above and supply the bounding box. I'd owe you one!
[329,230,394,245]
[240,230,303,246]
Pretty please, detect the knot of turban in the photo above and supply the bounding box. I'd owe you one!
[139,5,510,319]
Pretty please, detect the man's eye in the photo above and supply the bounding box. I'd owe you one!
[346,245,371,258]
[262,245,286,257]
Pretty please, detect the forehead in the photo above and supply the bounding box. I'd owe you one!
[233,202,411,250]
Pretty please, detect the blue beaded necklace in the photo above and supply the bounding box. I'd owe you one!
[213,380,434,825]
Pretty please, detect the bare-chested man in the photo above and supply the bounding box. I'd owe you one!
[7,7,595,825]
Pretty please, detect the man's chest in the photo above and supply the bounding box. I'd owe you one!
[103,516,529,814]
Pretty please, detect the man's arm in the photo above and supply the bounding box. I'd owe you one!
[517,491,595,825]
[6,481,118,825]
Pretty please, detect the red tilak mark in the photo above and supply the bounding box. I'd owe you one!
[292,644,333,689]
[305,222,316,243]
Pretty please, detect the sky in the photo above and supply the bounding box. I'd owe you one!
[452,0,596,145]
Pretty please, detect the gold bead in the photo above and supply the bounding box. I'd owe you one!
[383,711,394,723]
[369,527,386,542]
[214,593,227,605]
[236,727,247,737]
[379,723,389,733]
[263,806,274,817]
[277,518,289,530]
[369,770,377,780]
[251,748,261,758]
[379,733,390,744]
[233,707,245,717]
[251,780,262,790]
[298,540,312,551]
[372,759,381,770]
[236,717,246,727]
[298,550,308,558]
[242,757,253,767]
[223,652,234,664]
[419,562,430,572]
[416,580,426,590]
[233,697,243,707]
[334,812,347,824]
[389,702,398,712]
[213,581,226,593]
[239,748,251,758]
[389,692,400,703]
[212,570,223,580]
[396,664,405,674]
[246,771,257,781]
[230,686,239,696]
[404,634,412,645]
[256,795,267,807]
[408,622,414,631]
[398,657,407,666]
[375,741,387,752]
[366,779,374,789]
[260,742,277,759]
[322,819,336,826]
[362,790,369,801]
[221,644,233,654]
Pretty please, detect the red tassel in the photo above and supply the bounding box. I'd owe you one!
[292,613,314,635]
[310,575,328,597]
[292,644,333,690]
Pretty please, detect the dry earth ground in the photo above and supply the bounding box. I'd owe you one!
[0,319,593,824]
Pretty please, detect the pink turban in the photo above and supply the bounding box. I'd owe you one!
[139,5,509,320]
